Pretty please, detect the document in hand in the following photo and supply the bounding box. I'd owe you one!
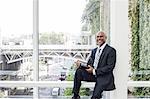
[80,57,93,69]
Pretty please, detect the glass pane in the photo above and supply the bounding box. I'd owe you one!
[129,0,150,82]
[39,87,92,99]
[0,87,33,98]
[128,69,150,81]
[39,0,96,82]
[39,0,102,98]
[0,0,33,81]
[128,87,150,99]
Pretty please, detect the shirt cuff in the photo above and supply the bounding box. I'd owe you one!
[93,69,96,75]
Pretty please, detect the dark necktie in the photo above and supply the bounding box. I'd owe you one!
[93,49,101,69]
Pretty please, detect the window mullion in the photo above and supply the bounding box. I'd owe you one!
[33,0,39,98]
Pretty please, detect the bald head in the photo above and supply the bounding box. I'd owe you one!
[96,31,107,38]
[96,31,107,46]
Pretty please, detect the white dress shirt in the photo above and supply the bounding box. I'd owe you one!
[93,43,107,75]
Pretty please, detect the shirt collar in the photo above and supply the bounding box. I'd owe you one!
[98,42,106,51]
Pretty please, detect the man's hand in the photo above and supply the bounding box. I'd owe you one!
[75,60,81,68]
[86,65,94,74]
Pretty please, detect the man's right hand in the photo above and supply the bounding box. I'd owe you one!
[75,60,81,68]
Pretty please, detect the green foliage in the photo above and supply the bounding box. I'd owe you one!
[39,32,64,45]
[80,88,90,96]
[144,0,150,3]
[139,0,150,69]
[133,87,150,96]
[66,72,74,81]
[63,65,74,96]
[81,0,100,34]
[131,73,150,81]
[64,88,72,96]
[64,88,90,96]
[129,0,150,97]
[128,0,140,72]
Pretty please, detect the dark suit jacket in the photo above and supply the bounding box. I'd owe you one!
[87,44,116,91]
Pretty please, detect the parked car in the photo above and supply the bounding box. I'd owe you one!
[51,87,60,96]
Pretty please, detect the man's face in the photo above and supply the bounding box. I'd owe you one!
[96,32,107,46]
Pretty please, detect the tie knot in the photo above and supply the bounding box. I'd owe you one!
[98,49,101,53]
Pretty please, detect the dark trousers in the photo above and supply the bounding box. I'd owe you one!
[92,82,103,99]
[72,68,99,97]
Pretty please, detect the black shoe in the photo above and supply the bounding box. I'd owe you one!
[72,95,80,99]
[91,97,100,99]
[91,96,102,99]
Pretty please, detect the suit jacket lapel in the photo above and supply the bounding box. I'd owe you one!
[91,48,97,65]
[98,44,108,64]
[93,48,97,58]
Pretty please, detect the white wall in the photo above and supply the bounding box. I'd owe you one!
[110,0,130,99]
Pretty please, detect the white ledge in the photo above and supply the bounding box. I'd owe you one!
[1,81,150,88]
[127,81,150,87]
[0,81,95,88]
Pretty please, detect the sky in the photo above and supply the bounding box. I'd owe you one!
[0,0,86,38]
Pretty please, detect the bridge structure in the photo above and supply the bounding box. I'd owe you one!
[0,45,95,65]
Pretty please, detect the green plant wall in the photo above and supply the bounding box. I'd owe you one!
[139,0,150,69]
[128,0,140,74]
[129,0,150,96]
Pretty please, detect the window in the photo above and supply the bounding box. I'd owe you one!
[0,0,101,98]
[0,0,33,81]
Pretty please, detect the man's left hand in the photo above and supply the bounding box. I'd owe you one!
[86,65,94,74]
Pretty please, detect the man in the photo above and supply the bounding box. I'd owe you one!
[72,31,116,99]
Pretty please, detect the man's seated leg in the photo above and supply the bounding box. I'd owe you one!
[91,82,103,99]
[72,68,96,99]
[91,93,102,99]
[72,94,80,99]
